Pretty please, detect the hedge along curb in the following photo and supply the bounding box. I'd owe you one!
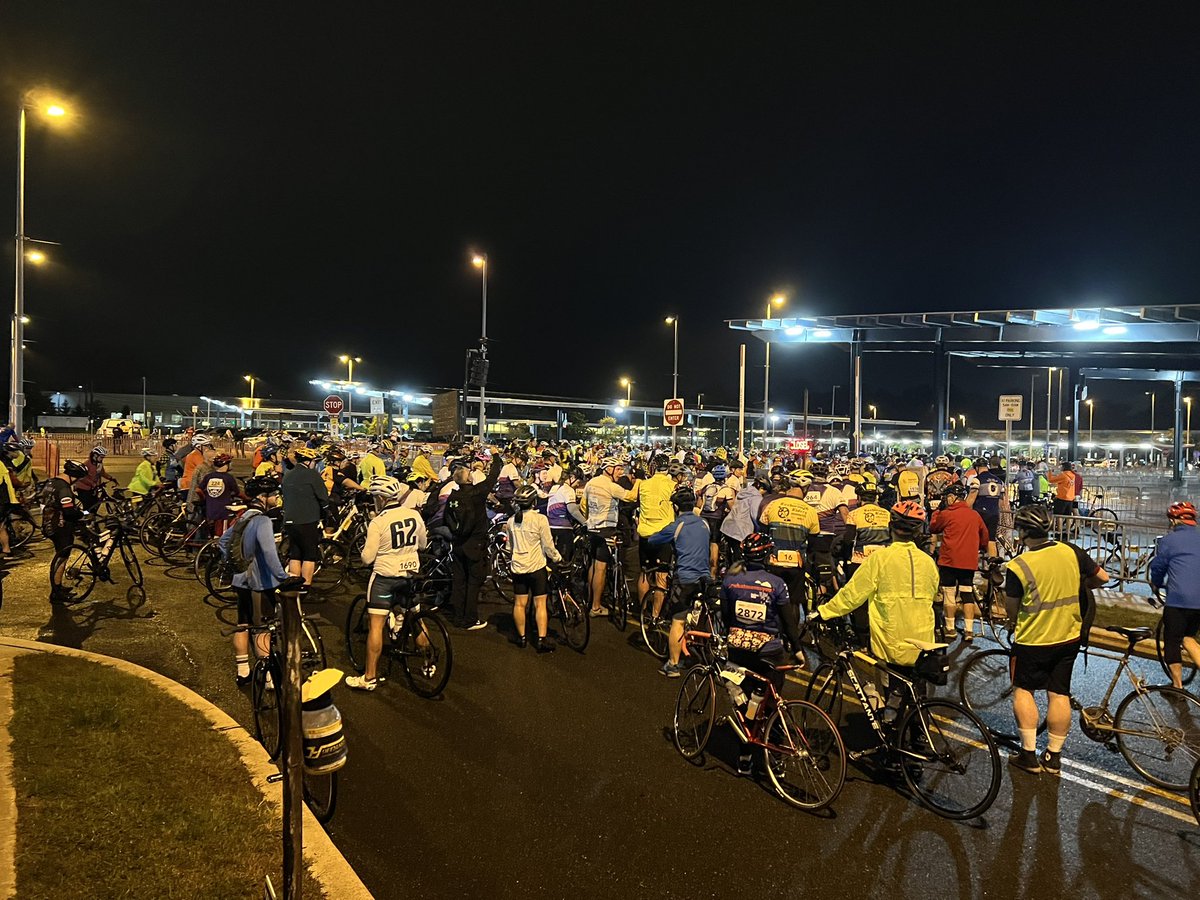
[0,637,372,900]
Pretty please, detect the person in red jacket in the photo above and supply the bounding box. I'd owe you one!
[930,482,989,642]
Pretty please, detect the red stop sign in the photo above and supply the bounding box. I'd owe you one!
[323,395,344,416]
[663,398,685,427]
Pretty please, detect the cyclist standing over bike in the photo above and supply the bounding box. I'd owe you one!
[282,446,330,586]
[446,452,503,631]
[359,439,391,485]
[1004,504,1109,775]
[580,457,638,618]
[506,484,563,652]
[126,447,162,497]
[930,482,988,643]
[1149,501,1200,689]
[346,476,427,690]
[647,486,711,677]
[757,469,820,611]
[697,463,736,577]
[629,455,677,608]
[74,446,118,511]
[200,454,245,537]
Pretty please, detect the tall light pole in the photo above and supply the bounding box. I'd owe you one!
[831,384,842,442]
[1186,396,1193,449]
[339,355,360,434]
[244,375,256,428]
[869,404,877,439]
[12,96,67,432]
[1045,366,1055,460]
[471,253,489,441]
[620,377,633,444]
[665,316,679,448]
[1086,398,1094,444]
[1146,390,1156,435]
[763,293,785,448]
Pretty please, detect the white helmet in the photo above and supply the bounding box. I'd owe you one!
[368,475,402,500]
[833,463,850,477]
[139,447,156,458]
[91,445,108,457]
[935,455,950,467]
[191,434,213,448]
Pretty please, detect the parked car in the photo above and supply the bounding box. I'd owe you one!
[95,417,143,437]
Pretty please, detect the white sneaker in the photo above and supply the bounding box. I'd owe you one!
[345,675,378,692]
[589,607,609,618]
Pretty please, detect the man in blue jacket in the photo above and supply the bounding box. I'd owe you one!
[1149,501,1200,689]
[648,486,711,677]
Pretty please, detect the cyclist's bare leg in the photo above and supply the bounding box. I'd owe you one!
[364,612,385,681]
[940,587,958,635]
[0,522,9,554]
[709,542,719,580]
[589,559,607,612]
[668,617,684,666]
[533,594,549,639]
[513,592,529,639]
[960,592,978,637]
[650,571,668,617]
[287,559,317,585]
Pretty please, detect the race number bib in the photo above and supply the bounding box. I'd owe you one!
[773,549,800,567]
[395,557,420,573]
[735,599,768,624]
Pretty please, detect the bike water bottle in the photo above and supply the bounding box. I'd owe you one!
[746,691,764,720]
[388,610,405,639]
[98,527,113,558]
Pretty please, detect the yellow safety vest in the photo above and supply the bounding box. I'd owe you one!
[1005,542,1083,646]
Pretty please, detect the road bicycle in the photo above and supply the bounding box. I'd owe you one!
[345,586,454,698]
[672,632,846,811]
[968,555,1013,647]
[601,534,634,630]
[1099,536,1159,588]
[545,564,590,651]
[412,535,454,610]
[638,563,673,659]
[1,503,37,550]
[806,622,1002,820]
[959,625,1200,790]
[486,515,512,594]
[1190,758,1200,825]
[50,513,144,602]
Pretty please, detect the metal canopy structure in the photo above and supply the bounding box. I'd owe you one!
[728,303,1200,483]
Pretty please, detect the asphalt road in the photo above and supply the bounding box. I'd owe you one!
[1,522,1198,900]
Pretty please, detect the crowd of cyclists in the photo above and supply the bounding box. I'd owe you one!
[6,425,1200,816]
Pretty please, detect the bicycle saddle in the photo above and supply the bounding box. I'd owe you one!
[905,639,949,653]
[1109,626,1152,643]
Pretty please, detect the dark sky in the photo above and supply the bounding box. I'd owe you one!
[3,3,1199,429]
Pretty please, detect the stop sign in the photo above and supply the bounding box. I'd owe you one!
[663,398,685,427]
[323,395,344,416]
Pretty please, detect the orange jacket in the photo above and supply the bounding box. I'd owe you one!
[180,448,204,491]
[1046,469,1076,502]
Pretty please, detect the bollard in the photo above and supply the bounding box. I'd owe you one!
[280,586,305,899]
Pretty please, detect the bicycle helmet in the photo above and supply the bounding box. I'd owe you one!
[1168,501,1197,524]
[653,453,671,472]
[514,484,539,508]
[943,482,967,500]
[889,500,927,534]
[245,475,281,497]
[808,461,828,478]
[326,448,346,463]
[849,458,865,472]
[833,463,850,478]
[740,532,774,565]
[377,439,395,454]
[601,456,623,471]
[788,469,813,489]
[293,446,320,462]
[90,445,108,458]
[710,463,729,482]
[139,447,156,458]
[191,434,213,448]
[1013,504,1053,538]
[210,453,231,468]
[262,443,278,457]
[855,481,880,501]
[367,475,403,500]
[935,455,950,468]
[670,487,696,510]
[752,474,772,492]
[667,461,688,480]
[63,460,88,479]
[405,469,429,484]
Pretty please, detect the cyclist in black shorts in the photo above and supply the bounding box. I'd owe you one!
[281,445,330,586]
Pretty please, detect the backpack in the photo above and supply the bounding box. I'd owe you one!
[445,493,476,540]
[226,510,261,574]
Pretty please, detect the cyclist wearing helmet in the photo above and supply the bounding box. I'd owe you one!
[359,439,392,485]
[282,445,331,585]
[697,463,736,577]
[545,467,587,559]
[817,501,938,676]
[844,482,891,569]
[580,457,638,617]
[179,434,214,494]
[1045,460,1077,518]
[218,476,296,685]
[505,484,564,652]
[347,476,428,691]
[647,486,712,677]
[398,469,434,512]
[1149,502,1200,689]
[628,455,677,606]
[127,447,162,496]
[757,469,820,606]
[200,454,245,536]
[1004,503,1109,775]
[46,463,87,600]
[74,445,119,511]
[719,475,771,562]
[929,482,988,643]
[495,448,524,508]
[924,455,958,512]
[895,458,923,502]
[965,458,1006,555]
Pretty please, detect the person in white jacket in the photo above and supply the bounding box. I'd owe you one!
[506,484,564,652]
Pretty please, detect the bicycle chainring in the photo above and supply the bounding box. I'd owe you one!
[1078,705,1114,742]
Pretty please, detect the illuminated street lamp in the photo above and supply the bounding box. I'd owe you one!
[471,252,488,439]
[619,377,633,443]
[763,293,785,446]
[869,404,878,438]
[339,355,361,433]
[244,375,256,427]
[12,93,70,431]
[664,316,679,447]
[1086,398,1094,444]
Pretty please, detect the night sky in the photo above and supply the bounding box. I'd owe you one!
[3,4,1199,429]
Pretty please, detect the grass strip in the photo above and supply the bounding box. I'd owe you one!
[9,653,323,899]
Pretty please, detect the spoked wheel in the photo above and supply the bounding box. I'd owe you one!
[140,512,175,557]
[344,595,370,673]
[158,521,195,564]
[762,700,847,811]
[194,539,221,584]
[7,508,36,548]
[309,539,347,595]
[639,588,670,659]
[1113,685,1200,791]
[555,587,590,652]
[672,666,717,760]
[958,648,1018,739]
[896,699,1002,821]
[805,663,844,727]
[52,544,99,602]
[299,617,327,678]
[400,610,452,698]
[1089,507,1119,536]
[611,573,629,631]
[1189,758,1200,826]
[304,770,338,825]
[119,540,144,588]
[203,551,239,604]
[252,658,284,760]
[1155,618,1198,687]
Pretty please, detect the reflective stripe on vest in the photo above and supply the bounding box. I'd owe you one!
[1007,542,1082,646]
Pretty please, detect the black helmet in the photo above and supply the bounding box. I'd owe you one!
[667,461,688,479]
[1014,504,1053,538]
[63,460,88,479]
[943,482,967,500]
[741,532,774,564]
[514,484,539,508]
[670,487,696,510]
[752,474,772,492]
[245,475,281,497]
[808,461,828,478]
[855,481,880,501]
[653,453,671,472]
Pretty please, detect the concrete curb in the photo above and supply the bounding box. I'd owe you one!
[0,637,372,900]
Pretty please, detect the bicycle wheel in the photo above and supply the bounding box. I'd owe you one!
[1190,758,1200,826]
[309,539,347,595]
[344,595,370,673]
[611,569,629,631]
[1155,617,1199,688]
[194,538,221,584]
[6,507,36,548]
[52,544,99,602]
[304,770,338,825]
[140,511,175,556]
[555,586,590,652]
[958,649,1016,726]
[672,666,716,760]
[300,617,327,677]
[1090,507,1119,536]
[400,610,452,698]
[1113,685,1200,790]
[762,700,847,811]
[897,699,1002,821]
[805,663,844,727]
[119,540,144,588]
[158,520,194,563]
[639,588,669,659]
[252,657,284,760]
[203,551,239,604]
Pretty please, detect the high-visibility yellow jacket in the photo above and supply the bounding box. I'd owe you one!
[1005,541,1083,646]
[818,540,938,665]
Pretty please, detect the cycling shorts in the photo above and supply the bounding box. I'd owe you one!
[284,522,321,562]
[1162,606,1200,666]
[978,511,1000,541]
[367,573,415,614]
[938,566,976,590]
[589,529,617,564]
[638,536,672,572]
[1012,640,1079,695]
[667,580,704,620]
[511,567,548,596]
[235,586,277,626]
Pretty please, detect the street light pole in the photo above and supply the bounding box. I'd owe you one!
[620,377,633,444]
[11,106,26,432]
[869,404,877,439]
[339,355,360,435]
[244,375,256,429]
[1045,367,1054,460]
[472,253,489,441]
[665,316,679,448]
[763,294,784,449]
[1086,398,1094,444]
[1186,397,1193,449]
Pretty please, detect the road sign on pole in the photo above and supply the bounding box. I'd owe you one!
[369,396,384,416]
[998,395,1023,422]
[663,398,685,427]
[323,395,345,416]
